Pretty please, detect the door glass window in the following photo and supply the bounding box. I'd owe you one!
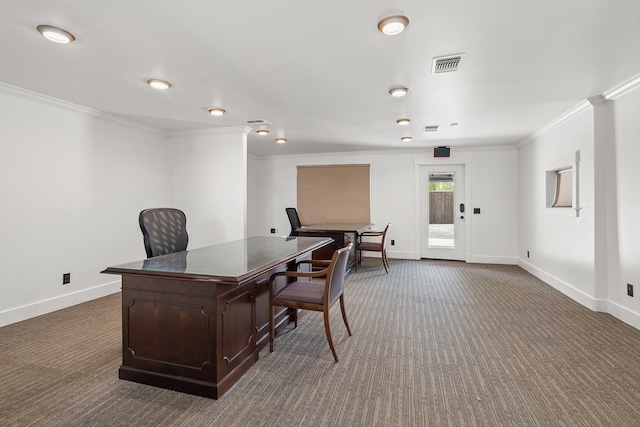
[428,173,454,248]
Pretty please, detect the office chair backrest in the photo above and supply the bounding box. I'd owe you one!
[326,243,352,305]
[139,208,189,258]
[286,207,301,236]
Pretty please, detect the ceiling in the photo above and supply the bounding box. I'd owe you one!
[1,1,639,157]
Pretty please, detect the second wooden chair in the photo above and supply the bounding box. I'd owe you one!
[356,223,391,273]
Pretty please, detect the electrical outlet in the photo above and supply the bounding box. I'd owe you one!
[628,283,634,297]
[391,240,395,246]
[63,273,70,285]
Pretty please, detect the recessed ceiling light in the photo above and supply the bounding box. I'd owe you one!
[256,129,269,135]
[396,118,410,126]
[36,25,75,44]
[207,108,225,116]
[450,122,459,127]
[147,79,172,90]
[401,136,412,142]
[389,87,409,97]
[377,15,409,36]
[276,138,287,144]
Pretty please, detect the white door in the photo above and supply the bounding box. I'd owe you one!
[420,165,466,261]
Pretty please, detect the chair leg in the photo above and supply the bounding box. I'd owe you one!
[354,248,359,271]
[269,302,275,353]
[382,249,389,273]
[323,309,339,362]
[339,295,352,336]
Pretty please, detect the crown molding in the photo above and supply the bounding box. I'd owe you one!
[518,74,640,148]
[603,72,640,100]
[168,126,252,137]
[258,144,517,161]
[517,100,592,147]
[0,82,166,135]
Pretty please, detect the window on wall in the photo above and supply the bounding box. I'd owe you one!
[545,150,580,217]
[297,164,370,224]
[552,168,573,207]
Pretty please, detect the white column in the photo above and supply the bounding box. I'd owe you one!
[589,95,618,308]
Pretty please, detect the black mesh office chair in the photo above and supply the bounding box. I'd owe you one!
[139,208,189,258]
[286,207,302,236]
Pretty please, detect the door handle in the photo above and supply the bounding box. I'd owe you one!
[459,203,465,213]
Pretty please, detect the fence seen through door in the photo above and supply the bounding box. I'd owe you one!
[429,192,454,224]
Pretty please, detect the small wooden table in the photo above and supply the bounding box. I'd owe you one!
[102,236,332,399]
[296,223,371,272]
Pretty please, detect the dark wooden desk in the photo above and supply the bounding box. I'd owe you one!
[296,223,371,272]
[102,236,332,399]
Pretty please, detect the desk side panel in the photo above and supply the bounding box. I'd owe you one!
[121,276,217,381]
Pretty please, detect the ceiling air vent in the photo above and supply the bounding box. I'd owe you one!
[245,119,272,125]
[432,54,464,74]
[424,125,440,132]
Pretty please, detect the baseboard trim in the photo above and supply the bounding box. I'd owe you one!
[517,259,599,310]
[0,280,121,327]
[470,255,518,265]
[606,301,640,330]
[517,259,640,330]
[363,250,415,260]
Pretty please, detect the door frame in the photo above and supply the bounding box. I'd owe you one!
[413,156,473,261]
[420,164,466,260]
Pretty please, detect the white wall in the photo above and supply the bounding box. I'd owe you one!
[248,147,518,263]
[517,106,597,305]
[468,149,519,263]
[6,76,637,331]
[0,86,252,327]
[247,155,265,237]
[0,85,170,326]
[167,127,249,248]
[517,88,640,330]
[609,87,640,325]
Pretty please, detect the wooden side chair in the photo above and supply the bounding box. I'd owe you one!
[269,243,353,362]
[356,223,391,273]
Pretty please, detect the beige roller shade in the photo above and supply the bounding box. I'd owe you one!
[297,164,370,224]
[552,168,573,207]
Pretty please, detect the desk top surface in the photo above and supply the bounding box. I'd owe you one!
[102,236,332,282]
[298,223,372,233]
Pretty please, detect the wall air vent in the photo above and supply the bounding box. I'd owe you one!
[424,125,440,132]
[245,119,272,125]
[432,54,464,74]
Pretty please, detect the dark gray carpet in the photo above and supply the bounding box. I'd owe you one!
[2,258,640,426]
